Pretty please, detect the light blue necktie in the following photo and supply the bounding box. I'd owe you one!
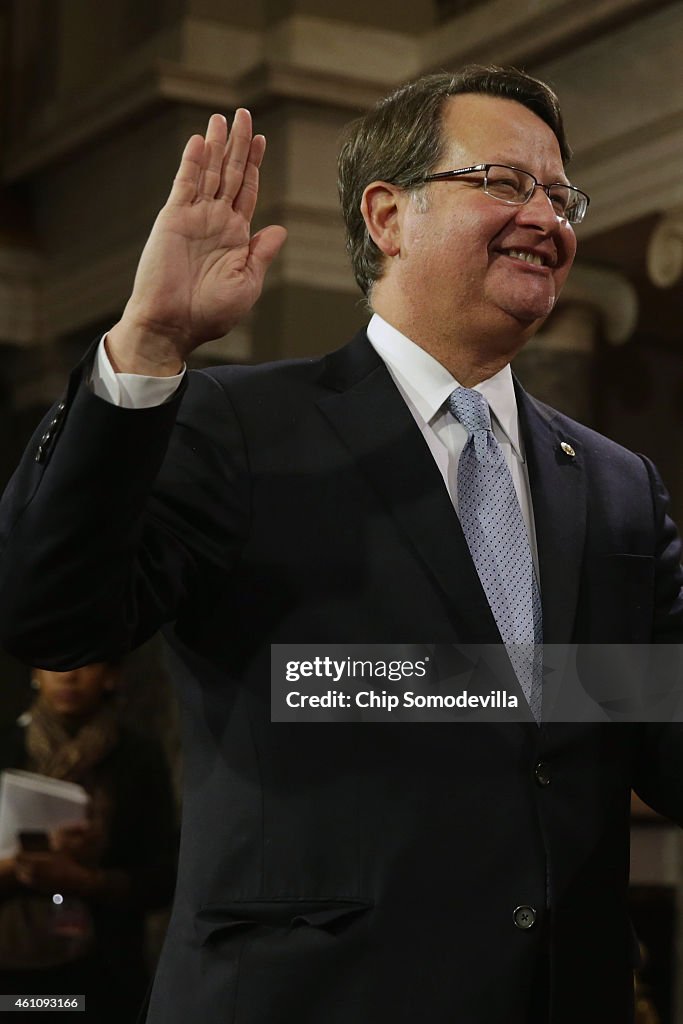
[448,387,543,723]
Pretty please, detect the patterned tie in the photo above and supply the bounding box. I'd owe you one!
[448,387,543,723]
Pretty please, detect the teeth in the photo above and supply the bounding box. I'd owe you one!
[505,249,544,266]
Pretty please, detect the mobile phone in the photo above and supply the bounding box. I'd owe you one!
[18,830,50,852]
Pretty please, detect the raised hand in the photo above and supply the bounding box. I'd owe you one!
[107,109,287,375]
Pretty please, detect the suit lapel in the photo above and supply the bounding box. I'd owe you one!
[516,384,587,645]
[314,335,587,726]
[316,333,501,644]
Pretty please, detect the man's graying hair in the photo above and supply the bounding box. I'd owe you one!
[338,65,571,299]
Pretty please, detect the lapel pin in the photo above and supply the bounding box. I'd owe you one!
[560,441,576,458]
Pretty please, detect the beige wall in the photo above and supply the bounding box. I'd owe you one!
[2,1,682,405]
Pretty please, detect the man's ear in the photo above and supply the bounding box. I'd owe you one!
[361,181,403,258]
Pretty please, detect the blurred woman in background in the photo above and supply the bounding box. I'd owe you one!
[0,662,177,1021]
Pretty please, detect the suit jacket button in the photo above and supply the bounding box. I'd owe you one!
[513,905,537,930]
[534,761,551,787]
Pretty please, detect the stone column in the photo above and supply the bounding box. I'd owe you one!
[513,263,638,426]
[647,208,683,289]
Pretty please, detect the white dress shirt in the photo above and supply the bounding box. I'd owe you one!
[91,336,185,408]
[91,314,539,566]
[366,314,539,566]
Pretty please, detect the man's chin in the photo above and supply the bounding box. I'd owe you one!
[496,293,556,331]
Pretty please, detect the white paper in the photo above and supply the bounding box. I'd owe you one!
[0,770,88,858]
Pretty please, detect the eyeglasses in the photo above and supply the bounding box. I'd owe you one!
[420,163,590,225]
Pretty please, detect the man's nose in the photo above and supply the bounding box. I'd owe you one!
[514,187,561,230]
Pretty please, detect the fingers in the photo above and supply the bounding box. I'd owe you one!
[51,825,84,854]
[197,113,228,199]
[169,109,267,214]
[218,108,257,204]
[249,225,288,275]
[232,134,266,220]
[15,863,32,885]
[15,852,50,886]
[168,134,205,206]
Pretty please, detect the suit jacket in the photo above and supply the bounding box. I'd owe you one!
[1,329,683,1024]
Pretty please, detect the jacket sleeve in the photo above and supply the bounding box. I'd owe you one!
[632,454,683,825]
[0,356,250,669]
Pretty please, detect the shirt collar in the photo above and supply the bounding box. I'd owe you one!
[366,313,523,459]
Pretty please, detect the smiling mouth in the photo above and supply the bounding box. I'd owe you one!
[499,248,552,268]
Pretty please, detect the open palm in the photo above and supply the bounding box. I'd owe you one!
[117,109,286,365]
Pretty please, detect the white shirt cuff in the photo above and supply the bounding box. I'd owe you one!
[89,335,185,408]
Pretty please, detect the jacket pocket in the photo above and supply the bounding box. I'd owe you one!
[195,897,373,946]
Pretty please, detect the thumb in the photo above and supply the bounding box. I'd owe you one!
[248,225,287,276]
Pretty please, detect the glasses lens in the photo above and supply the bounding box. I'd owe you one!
[560,187,588,225]
[484,166,533,203]
[547,185,589,224]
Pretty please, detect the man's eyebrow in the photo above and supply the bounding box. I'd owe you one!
[485,158,571,183]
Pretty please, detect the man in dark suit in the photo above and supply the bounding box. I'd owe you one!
[2,65,683,1023]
